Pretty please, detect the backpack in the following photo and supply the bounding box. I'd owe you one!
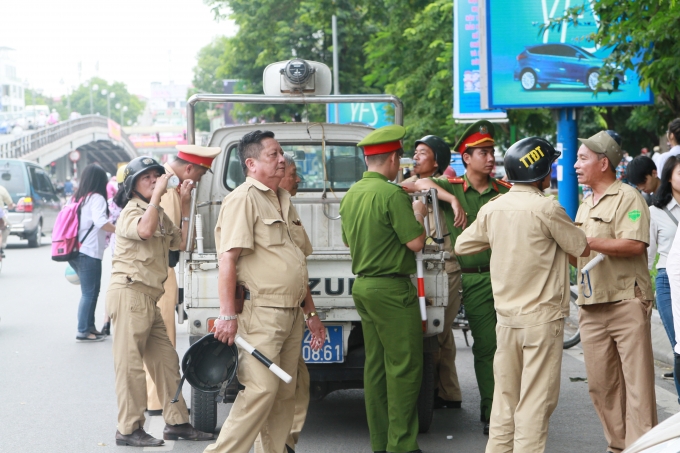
[51,196,94,262]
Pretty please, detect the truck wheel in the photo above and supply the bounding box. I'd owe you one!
[417,352,435,433]
[190,387,218,433]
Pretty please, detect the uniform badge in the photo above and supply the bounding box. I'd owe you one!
[628,210,641,222]
[143,158,154,165]
[479,125,488,135]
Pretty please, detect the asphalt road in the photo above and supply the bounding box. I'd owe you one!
[0,235,678,453]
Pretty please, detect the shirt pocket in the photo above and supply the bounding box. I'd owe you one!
[261,218,285,246]
[289,222,308,251]
[588,214,613,238]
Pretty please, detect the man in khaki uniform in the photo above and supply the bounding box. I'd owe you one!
[107,156,212,447]
[144,144,221,414]
[255,152,309,453]
[207,130,325,453]
[0,184,14,257]
[456,137,589,452]
[401,135,463,408]
[574,130,657,453]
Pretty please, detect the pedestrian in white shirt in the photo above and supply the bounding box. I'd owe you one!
[68,164,116,342]
[656,119,680,175]
[648,155,680,398]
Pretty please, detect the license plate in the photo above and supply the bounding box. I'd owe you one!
[302,324,344,363]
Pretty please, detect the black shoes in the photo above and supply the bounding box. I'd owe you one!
[162,422,214,441]
[664,371,674,379]
[434,396,462,409]
[101,321,111,336]
[484,422,490,435]
[286,445,295,453]
[116,429,164,447]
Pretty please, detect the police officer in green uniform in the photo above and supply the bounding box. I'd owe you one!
[340,125,427,453]
[415,120,511,435]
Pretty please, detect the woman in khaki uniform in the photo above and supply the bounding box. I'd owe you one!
[106,156,213,447]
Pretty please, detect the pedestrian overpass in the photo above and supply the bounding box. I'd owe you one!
[0,115,138,178]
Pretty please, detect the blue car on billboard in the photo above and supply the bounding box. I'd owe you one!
[513,43,625,91]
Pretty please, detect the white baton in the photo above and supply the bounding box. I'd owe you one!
[234,334,293,384]
[581,253,606,274]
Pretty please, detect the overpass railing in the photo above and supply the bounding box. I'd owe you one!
[0,115,137,160]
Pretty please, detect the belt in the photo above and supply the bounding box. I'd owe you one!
[460,265,490,274]
[357,273,410,278]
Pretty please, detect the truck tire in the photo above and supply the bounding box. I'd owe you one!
[417,352,435,433]
[190,387,218,433]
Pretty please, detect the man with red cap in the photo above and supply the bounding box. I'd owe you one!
[415,120,511,435]
[340,125,428,453]
[144,144,221,416]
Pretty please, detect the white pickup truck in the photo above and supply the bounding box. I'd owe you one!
[179,59,450,434]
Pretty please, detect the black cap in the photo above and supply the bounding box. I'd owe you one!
[504,137,561,183]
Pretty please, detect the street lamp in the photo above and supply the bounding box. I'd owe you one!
[101,89,115,118]
[85,82,98,115]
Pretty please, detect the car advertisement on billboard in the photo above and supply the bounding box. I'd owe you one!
[479,0,653,109]
[453,0,506,120]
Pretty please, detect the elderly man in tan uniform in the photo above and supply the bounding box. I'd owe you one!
[401,135,463,408]
[107,156,212,447]
[206,130,325,453]
[456,137,589,453]
[574,130,656,453]
[255,152,309,453]
[144,144,221,415]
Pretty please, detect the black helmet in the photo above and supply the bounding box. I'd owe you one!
[504,137,561,183]
[171,333,239,403]
[123,156,166,199]
[414,135,452,175]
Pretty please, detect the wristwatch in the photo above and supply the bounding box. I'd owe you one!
[182,216,190,222]
[304,311,318,321]
[217,314,238,321]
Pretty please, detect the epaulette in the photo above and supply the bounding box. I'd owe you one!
[495,179,513,189]
[447,177,465,184]
[489,193,505,202]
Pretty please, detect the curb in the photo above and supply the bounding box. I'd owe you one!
[651,308,675,368]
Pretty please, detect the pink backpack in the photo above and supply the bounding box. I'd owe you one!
[51,197,94,262]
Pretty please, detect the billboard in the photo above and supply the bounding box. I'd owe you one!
[453,0,506,120]
[479,0,653,109]
[326,103,392,128]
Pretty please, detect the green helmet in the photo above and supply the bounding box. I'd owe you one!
[123,156,166,199]
[504,137,560,183]
[414,135,451,175]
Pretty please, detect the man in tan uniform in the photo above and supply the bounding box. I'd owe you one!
[456,137,589,453]
[207,130,325,453]
[145,144,221,415]
[255,152,309,453]
[574,130,657,453]
[401,135,463,408]
[0,184,14,257]
[107,156,212,447]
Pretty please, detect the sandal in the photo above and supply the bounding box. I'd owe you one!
[76,334,104,342]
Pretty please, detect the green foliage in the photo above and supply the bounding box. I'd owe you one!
[191,36,232,131]
[69,78,144,125]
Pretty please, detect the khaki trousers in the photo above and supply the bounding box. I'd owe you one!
[255,317,310,453]
[579,289,657,453]
[106,287,189,435]
[145,266,178,411]
[433,270,462,401]
[486,319,563,453]
[203,303,303,453]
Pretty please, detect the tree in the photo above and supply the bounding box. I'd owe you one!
[68,78,145,125]
[191,36,233,131]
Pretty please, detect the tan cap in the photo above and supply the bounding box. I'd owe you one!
[175,145,221,170]
[578,131,623,167]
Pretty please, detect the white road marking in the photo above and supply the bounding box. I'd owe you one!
[564,348,679,415]
[143,415,175,451]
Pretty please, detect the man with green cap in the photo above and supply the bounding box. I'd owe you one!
[401,135,464,410]
[340,124,427,453]
[415,120,511,435]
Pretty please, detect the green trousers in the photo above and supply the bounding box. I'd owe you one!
[353,276,423,453]
[462,271,497,422]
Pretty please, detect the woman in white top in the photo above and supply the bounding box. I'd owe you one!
[649,155,680,398]
[656,118,680,175]
[68,164,116,342]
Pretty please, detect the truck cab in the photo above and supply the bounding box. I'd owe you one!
[181,59,449,434]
